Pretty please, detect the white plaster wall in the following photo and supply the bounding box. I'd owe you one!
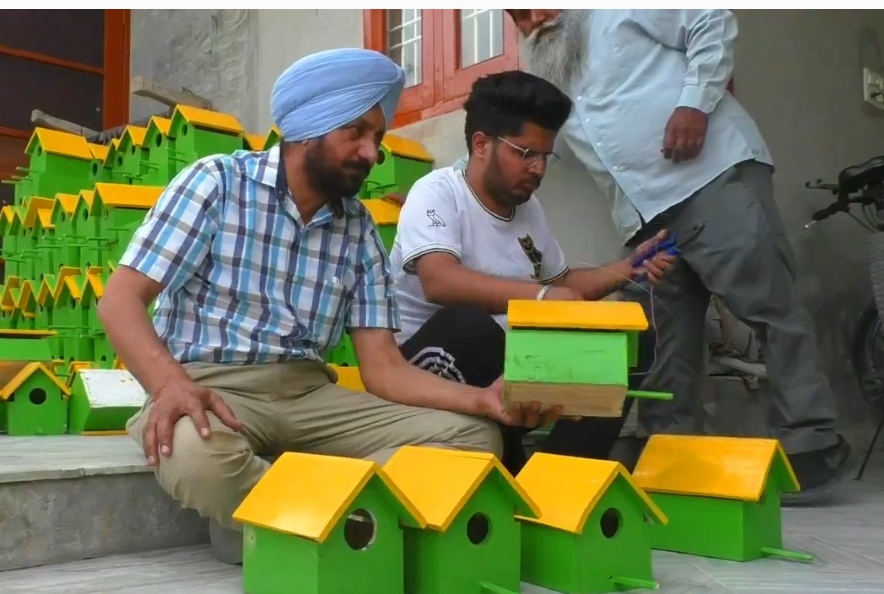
[132,9,884,432]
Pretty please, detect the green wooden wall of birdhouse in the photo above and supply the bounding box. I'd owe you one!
[264,127,281,150]
[73,191,104,268]
[0,207,21,278]
[16,280,37,331]
[36,276,55,331]
[140,116,175,187]
[168,105,245,169]
[116,126,149,185]
[0,362,70,436]
[51,194,82,268]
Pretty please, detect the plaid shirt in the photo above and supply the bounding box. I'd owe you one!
[120,145,400,365]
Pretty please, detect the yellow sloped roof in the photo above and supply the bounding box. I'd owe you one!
[363,199,400,226]
[22,196,56,228]
[381,134,434,163]
[232,452,426,542]
[80,268,105,300]
[121,125,147,148]
[87,143,110,161]
[78,190,95,209]
[147,116,172,136]
[173,104,244,135]
[329,365,365,392]
[244,132,267,151]
[26,128,92,161]
[515,453,666,533]
[16,279,37,312]
[53,267,83,303]
[632,435,801,502]
[52,193,80,216]
[37,276,57,306]
[93,182,163,210]
[383,446,539,532]
[1,283,21,311]
[1,205,14,224]
[36,208,53,230]
[507,299,649,331]
[0,362,70,401]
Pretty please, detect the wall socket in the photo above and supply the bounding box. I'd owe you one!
[864,67,884,110]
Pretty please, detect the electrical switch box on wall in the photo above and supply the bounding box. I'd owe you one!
[864,67,884,111]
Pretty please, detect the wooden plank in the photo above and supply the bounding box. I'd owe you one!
[30,110,98,137]
[130,76,213,110]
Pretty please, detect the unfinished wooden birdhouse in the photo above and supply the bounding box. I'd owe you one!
[69,368,147,434]
[504,300,669,418]
[384,445,540,594]
[232,451,426,594]
[632,435,812,563]
[516,453,667,593]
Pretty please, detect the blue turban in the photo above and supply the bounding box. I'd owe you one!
[270,48,406,142]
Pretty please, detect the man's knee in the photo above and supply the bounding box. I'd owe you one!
[150,417,266,530]
[447,413,504,459]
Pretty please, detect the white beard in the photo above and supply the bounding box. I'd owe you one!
[520,10,589,93]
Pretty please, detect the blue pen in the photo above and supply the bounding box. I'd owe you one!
[632,236,681,282]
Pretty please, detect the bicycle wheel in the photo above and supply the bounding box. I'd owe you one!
[853,301,884,409]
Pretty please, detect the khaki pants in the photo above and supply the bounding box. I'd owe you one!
[127,360,503,531]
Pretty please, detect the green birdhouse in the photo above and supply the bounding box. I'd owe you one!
[140,116,175,187]
[264,126,281,150]
[16,280,38,331]
[26,128,93,177]
[87,143,111,183]
[92,183,162,264]
[0,206,22,278]
[36,276,57,335]
[78,266,104,332]
[326,332,358,367]
[1,280,22,331]
[243,131,267,151]
[69,368,146,434]
[53,266,91,364]
[384,446,540,594]
[232,451,427,594]
[23,196,57,281]
[93,138,126,185]
[73,190,104,268]
[362,134,434,199]
[0,361,70,435]
[632,435,812,564]
[116,125,149,185]
[51,193,83,269]
[515,453,667,593]
[362,198,400,253]
[168,104,245,170]
[503,300,670,418]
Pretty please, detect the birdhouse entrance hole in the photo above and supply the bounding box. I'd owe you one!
[466,512,491,545]
[600,508,622,539]
[29,388,47,405]
[376,150,386,165]
[343,509,376,551]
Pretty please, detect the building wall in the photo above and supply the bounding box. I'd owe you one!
[131,9,884,440]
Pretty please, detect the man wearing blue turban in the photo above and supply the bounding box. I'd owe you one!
[100,48,549,565]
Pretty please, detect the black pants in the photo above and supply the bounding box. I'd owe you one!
[398,305,648,475]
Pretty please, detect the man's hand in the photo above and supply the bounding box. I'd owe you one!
[476,377,565,428]
[662,107,708,162]
[143,380,242,467]
[630,229,678,284]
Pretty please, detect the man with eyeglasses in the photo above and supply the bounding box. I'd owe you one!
[388,70,676,474]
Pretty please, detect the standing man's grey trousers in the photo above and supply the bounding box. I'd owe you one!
[622,159,840,456]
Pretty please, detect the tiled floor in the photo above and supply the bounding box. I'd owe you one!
[1,436,883,593]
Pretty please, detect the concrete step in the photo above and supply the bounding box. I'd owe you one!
[0,435,207,572]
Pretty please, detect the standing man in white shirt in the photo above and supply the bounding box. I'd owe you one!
[390,70,677,474]
[508,8,851,504]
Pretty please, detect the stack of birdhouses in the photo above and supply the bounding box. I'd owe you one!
[0,105,434,436]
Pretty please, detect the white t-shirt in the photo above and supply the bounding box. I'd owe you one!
[390,167,569,344]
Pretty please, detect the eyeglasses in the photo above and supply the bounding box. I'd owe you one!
[497,136,560,169]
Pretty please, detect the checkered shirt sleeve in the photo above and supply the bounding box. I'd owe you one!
[347,222,401,332]
[119,158,223,292]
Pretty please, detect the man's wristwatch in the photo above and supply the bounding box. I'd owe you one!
[536,285,552,300]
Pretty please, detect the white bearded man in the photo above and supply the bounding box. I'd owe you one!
[502,9,852,506]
